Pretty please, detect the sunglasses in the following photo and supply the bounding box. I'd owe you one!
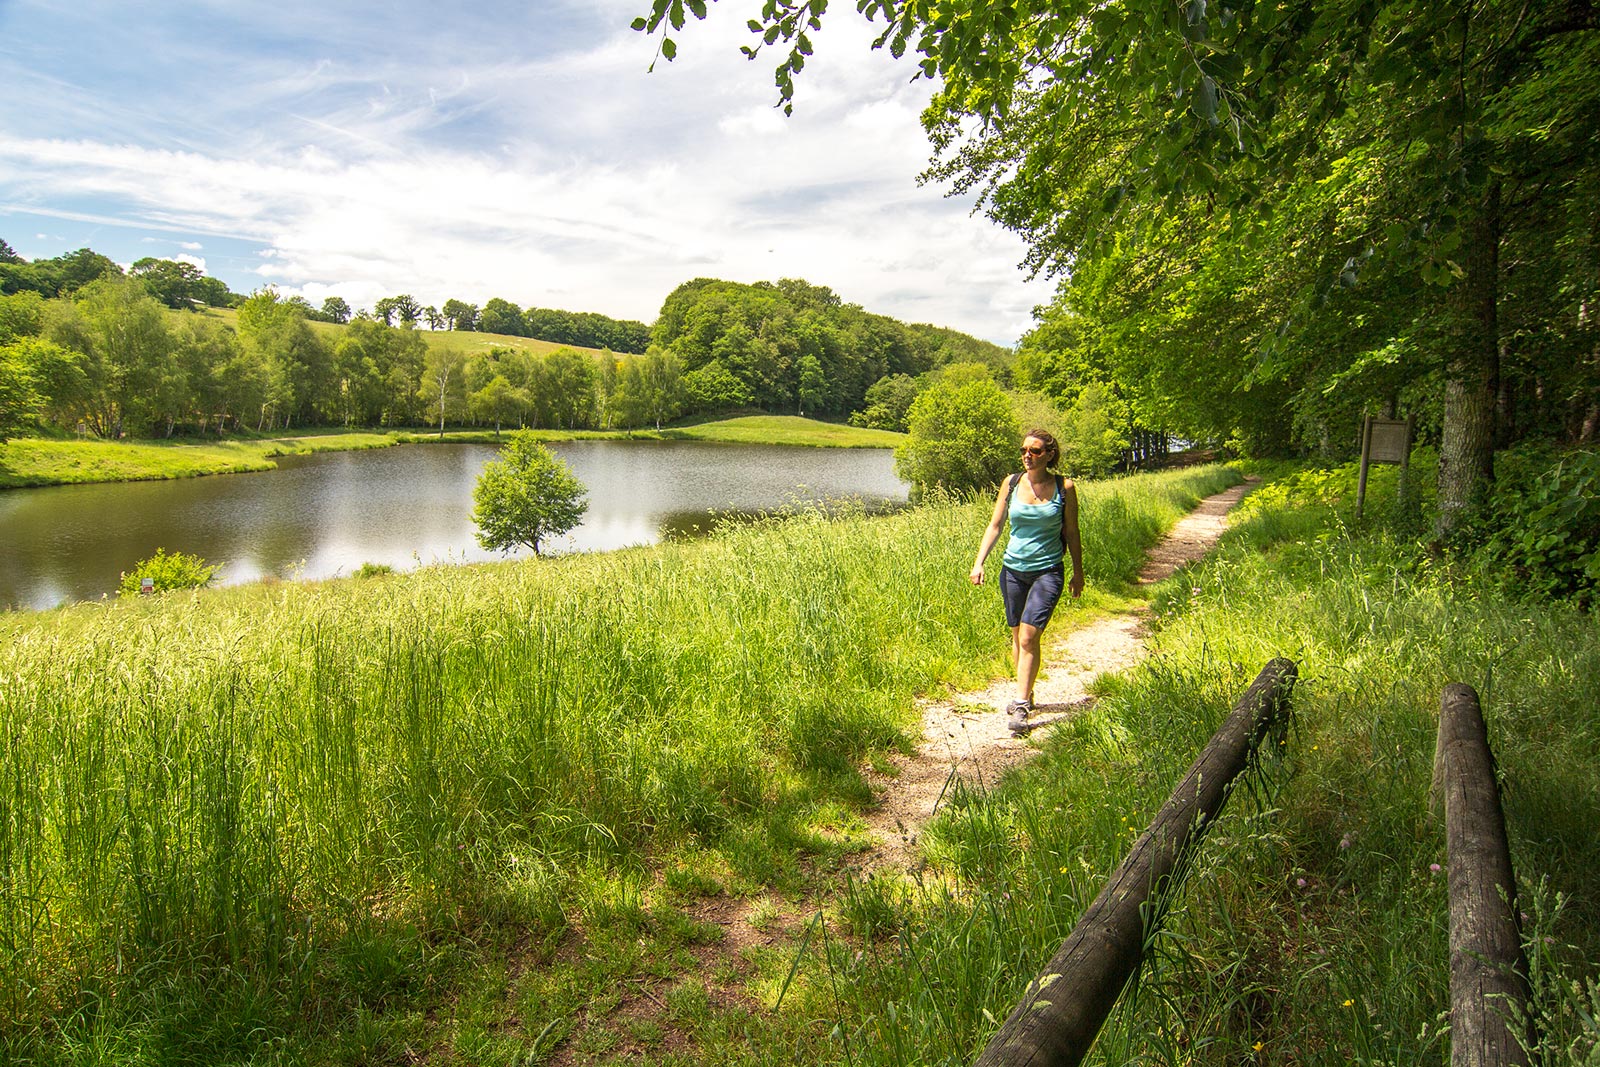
[1021,446,1046,456]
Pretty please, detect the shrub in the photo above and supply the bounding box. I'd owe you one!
[118,548,221,596]
[1480,447,1600,603]
[894,364,1019,496]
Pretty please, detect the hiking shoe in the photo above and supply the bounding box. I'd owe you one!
[1006,700,1032,734]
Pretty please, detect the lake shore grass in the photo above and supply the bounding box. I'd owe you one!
[5,460,1593,1065]
[0,417,905,488]
[0,464,1235,1063]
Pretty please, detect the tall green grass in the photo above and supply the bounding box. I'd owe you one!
[0,464,1239,1061]
[765,458,1598,1066]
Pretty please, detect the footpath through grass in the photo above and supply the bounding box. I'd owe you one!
[784,461,1599,1066]
[5,459,1594,1065]
[0,417,904,488]
[0,463,1231,1063]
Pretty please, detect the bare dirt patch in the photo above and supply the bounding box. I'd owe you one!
[858,479,1255,872]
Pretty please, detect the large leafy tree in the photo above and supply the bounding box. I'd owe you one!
[237,289,333,428]
[478,298,526,337]
[0,344,40,442]
[47,277,172,437]
[472,432,589,555]
[894,363,1020,496]
[639,0,1600,533]
[129,258,205,310]
[441,299,480,331]
[321,296,352,325]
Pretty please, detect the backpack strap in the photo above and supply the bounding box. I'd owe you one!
[1056,474,1069,550]
[1004,472,1023,527]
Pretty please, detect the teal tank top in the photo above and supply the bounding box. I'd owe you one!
[1003,478,1065,572]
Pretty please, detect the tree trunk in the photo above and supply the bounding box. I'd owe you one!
[1436,179,1501,539]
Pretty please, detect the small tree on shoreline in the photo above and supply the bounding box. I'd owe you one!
[472,431,588,556]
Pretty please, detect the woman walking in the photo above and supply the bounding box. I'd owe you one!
[969,429,1085,734]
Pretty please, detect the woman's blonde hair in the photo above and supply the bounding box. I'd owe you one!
[1023,428,1061,469]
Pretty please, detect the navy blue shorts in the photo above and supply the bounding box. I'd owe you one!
[1000,564,1066,629]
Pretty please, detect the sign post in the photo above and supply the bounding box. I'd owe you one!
[1356,415,1414,521]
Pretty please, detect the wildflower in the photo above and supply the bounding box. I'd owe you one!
[1059,866,1068,874]
[1253,1041,1264,1052]
[1429,863,1442,874]
[1296,877,1308,888]
[1339,835,1352,850]
[1343,999,1354,1008]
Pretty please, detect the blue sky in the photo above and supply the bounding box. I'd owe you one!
[0,0,1056,344]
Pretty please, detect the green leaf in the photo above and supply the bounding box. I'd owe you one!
[687,0,707,18]
[1197,76,1218,125]
[631,16,648,31]
[662,37,678,60]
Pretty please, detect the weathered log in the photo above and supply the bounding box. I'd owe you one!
[1435,683,1532,1067]
[974,657,1298,1067]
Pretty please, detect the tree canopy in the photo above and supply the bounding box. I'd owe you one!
[637,0,1600,533]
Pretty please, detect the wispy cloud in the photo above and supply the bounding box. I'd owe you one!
[0,0,1053,342]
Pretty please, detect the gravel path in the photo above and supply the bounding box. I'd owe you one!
[857,479,1256,872]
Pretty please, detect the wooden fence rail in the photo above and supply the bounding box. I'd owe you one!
[1432,683,1532,1067]
[974,657,1298,1067]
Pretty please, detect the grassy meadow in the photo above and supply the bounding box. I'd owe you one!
[3,458,1595,1065]
[197,306,604,364]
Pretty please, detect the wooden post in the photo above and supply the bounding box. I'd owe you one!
[1356,414,1375,521]
[1434,684,1532,1067]
[1398,414,1416,509]
[975,658,1298,1067]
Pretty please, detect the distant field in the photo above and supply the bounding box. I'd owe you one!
[661,414,905,448]
[0,432,397,489]
[196,306,607,358]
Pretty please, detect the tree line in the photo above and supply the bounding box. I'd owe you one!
[0,242,654,353]
[0,242,1012,442]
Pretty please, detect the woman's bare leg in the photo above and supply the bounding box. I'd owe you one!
[1013,622,1043,704]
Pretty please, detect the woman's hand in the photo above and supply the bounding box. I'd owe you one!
[1069,570,1084,598]
[969,563,985,586]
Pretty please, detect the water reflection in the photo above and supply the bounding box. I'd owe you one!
[0,440,906,610]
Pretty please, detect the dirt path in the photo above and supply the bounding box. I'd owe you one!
[858,478,1256,872]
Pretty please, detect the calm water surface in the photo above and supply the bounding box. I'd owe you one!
[0,441,907,610]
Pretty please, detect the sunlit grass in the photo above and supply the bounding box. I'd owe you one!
[774,469,1599,1067]
[0,464,1240,1060]
[0,431,402,487]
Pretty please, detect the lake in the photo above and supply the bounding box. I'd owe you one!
[0,441,908,611]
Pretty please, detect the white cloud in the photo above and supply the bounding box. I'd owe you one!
[0,2,1056,342]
